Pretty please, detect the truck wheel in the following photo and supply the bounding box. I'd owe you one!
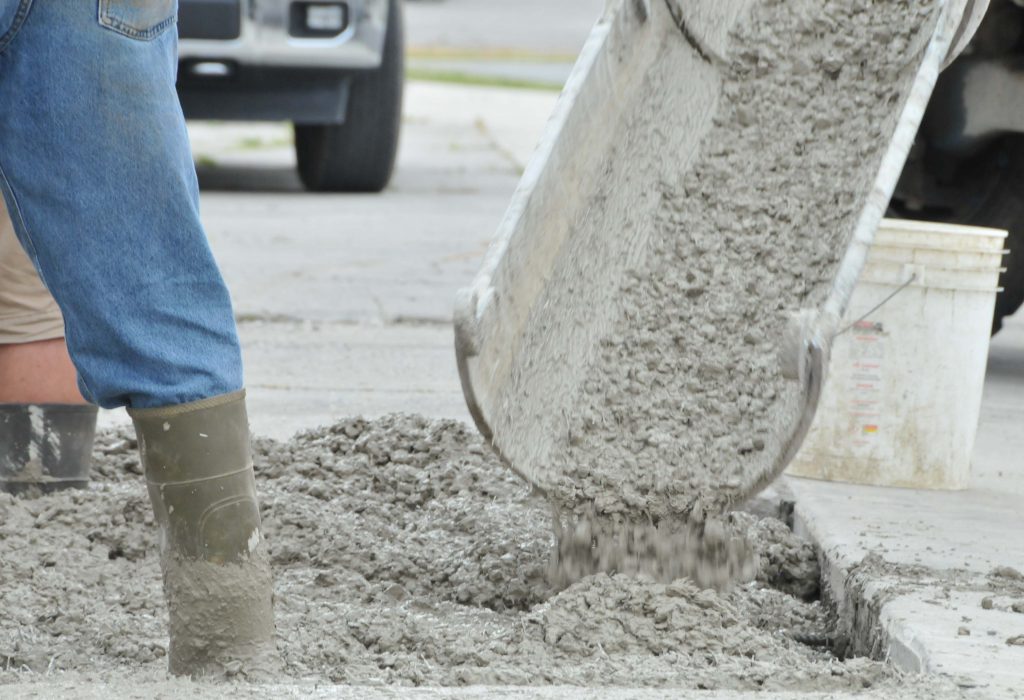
[968,141,1024,334]
[294,0,404,192]
[891,136,1024,334]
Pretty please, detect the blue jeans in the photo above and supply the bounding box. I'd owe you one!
[0,0,242,409]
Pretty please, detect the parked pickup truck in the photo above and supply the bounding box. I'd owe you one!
[176,0,404,192]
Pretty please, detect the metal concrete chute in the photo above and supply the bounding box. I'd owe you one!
[455,0,978,515]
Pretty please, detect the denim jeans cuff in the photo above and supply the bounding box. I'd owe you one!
[126,388,246,419]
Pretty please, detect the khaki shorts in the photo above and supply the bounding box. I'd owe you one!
[0,196,65,344]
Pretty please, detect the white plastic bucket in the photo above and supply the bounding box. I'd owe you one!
[788,218,1007,490]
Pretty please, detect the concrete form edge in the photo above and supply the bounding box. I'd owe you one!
[791,508,931,673]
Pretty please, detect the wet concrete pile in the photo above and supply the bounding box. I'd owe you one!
[0,416,961,694]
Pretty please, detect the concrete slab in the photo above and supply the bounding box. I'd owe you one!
[789,313,1024,698]
[240,320,470,440]
[881,591,1024,685]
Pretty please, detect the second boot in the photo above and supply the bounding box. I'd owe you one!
[0,403,97,494]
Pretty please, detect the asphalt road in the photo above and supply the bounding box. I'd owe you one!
[405,0,604,55]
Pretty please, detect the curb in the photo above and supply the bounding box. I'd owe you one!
[791,478,1024,699]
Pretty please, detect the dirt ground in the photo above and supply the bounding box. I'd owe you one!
[0,416,968,697]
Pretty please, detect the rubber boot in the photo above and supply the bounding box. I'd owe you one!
[0,403,98,494]
[128,390,279,678]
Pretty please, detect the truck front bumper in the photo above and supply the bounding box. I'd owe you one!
[177,65,351,123]
[177,0,389,70]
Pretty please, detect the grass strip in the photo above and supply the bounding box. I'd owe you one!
[407,67,563,92]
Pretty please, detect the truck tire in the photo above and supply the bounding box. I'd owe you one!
[892,136,1024,334]
[967,141,1024,334]
[294,0,404,193]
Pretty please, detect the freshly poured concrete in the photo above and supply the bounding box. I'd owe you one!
[0,417,965,697]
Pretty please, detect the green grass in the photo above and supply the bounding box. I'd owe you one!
[234,135,293,150]
[407,67,562,92]
[407,47,576,63]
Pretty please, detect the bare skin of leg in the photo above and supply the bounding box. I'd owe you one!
[0,338,88,404]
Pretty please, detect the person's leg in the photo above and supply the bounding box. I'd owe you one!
[0,1,276,676]
[0,195,95,493]
[0,2,241,409]
[0,339,86,404]
[0,192,84,404]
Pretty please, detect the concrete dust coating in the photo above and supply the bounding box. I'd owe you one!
[0,417,966,697]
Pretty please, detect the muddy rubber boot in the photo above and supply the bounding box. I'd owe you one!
[0,404,98,494]
[128,390,279,679]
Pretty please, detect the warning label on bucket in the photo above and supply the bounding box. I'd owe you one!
[849,322,886,448]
